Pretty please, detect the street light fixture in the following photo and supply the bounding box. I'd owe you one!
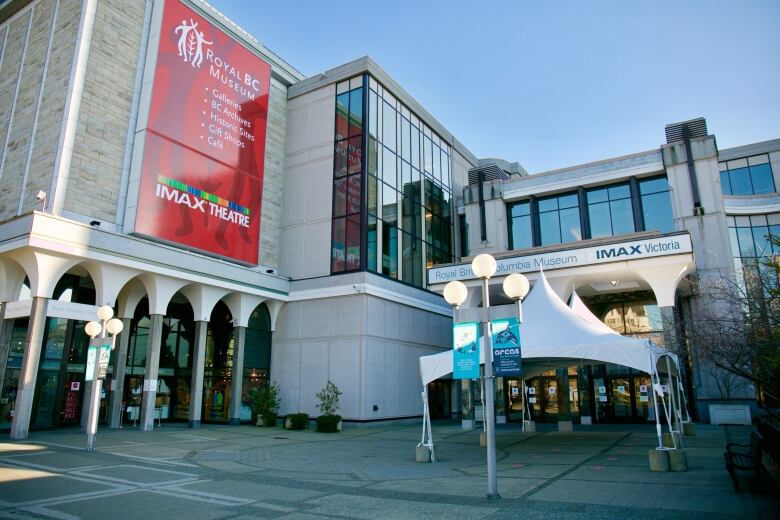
[84,305,124,451]
[471,253,500,499]
[503,273,530,323]
[443,280,468,309]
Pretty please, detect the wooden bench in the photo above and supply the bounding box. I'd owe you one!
[724,431,769,492]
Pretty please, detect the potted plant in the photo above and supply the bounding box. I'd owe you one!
[284,413,309,430]
[250,382,281,427]
[315,380,342,432]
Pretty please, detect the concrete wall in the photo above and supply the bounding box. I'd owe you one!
[280,84,335,279]
[0,0,80,220]
[272,288,450,420]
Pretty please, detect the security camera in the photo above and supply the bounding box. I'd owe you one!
[35,191,47,212]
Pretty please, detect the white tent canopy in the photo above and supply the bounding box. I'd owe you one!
[417,270,686,459]
[419,270,669,386]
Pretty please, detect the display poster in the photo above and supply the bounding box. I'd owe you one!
[98,343,111,380]
[491,318,522,377]
[85,344,97,382]
[511,386,519,396]
[529,397,537,404]
[528,387,535,395]
[134,0,271,264]
[453,322,480,379]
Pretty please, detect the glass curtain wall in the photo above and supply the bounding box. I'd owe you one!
[720,154,775,196]
[508,175,674,250]
[332,75,454,287]
[727,213,780,295]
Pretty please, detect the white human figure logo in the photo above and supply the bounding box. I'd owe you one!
[191,31,213,69]
[174,18,198,62]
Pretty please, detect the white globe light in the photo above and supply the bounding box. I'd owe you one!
[443,280,468,307]
[97,305,114,321]
[106,318,124,336]
[471,254,497,279]
[84,321,102,338]
[503,273,530,300]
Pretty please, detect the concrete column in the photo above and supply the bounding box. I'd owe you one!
[461,379,475,429]
[495,377,506,424]
[228,326,246,425]
[188,320,208,428]
[0,302,11,393]
[660,306,679,353]
[139,314,163,431]
[107,318,132,428]
[9,297,49,440]
[556,367,572,431]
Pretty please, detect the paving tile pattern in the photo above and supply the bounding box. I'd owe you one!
[0,421,777,519]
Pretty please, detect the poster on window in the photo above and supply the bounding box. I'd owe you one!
[453,322,480,379]
[491,317,521,377]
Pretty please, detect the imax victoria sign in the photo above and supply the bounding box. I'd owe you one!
[428,234,693,283]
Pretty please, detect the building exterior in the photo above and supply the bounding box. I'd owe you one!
[0,0,775,439]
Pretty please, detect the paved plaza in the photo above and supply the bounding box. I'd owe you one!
[0,421,777,519]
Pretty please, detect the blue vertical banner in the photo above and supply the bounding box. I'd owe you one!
[491,317,522,377]
[453,322,480,379]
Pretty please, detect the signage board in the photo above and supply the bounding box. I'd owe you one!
[85,344,97,382]
[428,234,693,284]
[491,317,521,377]
[134,0,271,264]
[98,343,111,380]
[453,322,480,379]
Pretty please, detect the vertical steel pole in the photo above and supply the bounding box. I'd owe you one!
[85,322,105,451]
[482,277,499,499]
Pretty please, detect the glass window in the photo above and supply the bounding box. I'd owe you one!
[382,101,396,151]
[401,117,411,162]
[348,87,363,137]
[368,90,378,139]
[382,222,398,278]
[587,182,633,238]
[382,146,396,188]
[508,200,532,250]
[639,176,674,233]
[720,156,776,196]
[335,92,349,141]
[538,192,581,245]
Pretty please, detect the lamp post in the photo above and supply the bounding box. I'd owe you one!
[84,305,124,451]
[470,253,500,499]
[503,272,530,431]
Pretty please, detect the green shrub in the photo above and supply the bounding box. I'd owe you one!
[250,382,281,426]
[287,413,309,430]
[315,381,342,416]
[315,414,341,433]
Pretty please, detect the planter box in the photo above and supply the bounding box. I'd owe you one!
[709,403,751,425]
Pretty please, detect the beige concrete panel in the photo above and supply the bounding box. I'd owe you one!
[279,224,305,279]
[303,220,331,278]
[382,340,401,416]
[329,295,363,337]
[383,300,400,340]
[281,169,305,227]
[270,339,301,415]
[65,0,145,223]
[366,295,384,337]
[328,337,360,418]
[274,300,302,340]
[364,337,385,418]
[300,299,334,338]
[299,339,329,414]
[398,305,415,342]
[304,159,333,223]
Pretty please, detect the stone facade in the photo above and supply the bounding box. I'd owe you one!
[65,0,146,223]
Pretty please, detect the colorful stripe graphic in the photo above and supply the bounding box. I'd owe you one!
[158,175,251,215]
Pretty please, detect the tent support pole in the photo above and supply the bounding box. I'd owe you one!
[651,362,663,449]
[665,356,682,448]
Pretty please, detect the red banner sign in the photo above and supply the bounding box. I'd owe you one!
[134,0,270,264]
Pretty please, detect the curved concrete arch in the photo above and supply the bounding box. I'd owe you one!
[222,292,267,328]
[7,249,79,299]
[179,283,231,322]
[81,261,141,307]
[263,299,285,332]
[631,259,693,307]
[0,256,27,302]
[117,279,149,319]
[137,273,188,316]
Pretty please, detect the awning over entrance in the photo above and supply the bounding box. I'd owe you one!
[419,270,673,386]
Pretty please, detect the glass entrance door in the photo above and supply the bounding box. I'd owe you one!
[610,377,632,419]
[505,379,524,422]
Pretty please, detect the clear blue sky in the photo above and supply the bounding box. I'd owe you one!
[210,0,780,174]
